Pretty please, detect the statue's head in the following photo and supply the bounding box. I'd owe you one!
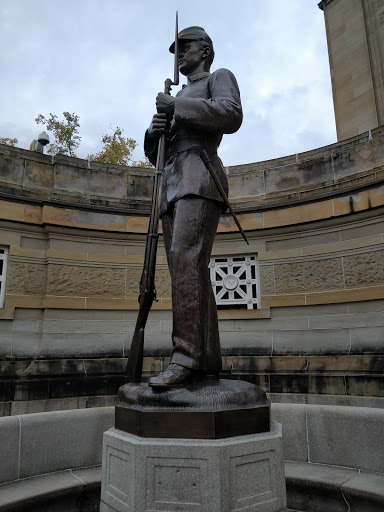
[170,26,215,74]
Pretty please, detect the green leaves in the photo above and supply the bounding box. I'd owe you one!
[0,137,18,146]
[89,127,136,166]
[35,113,152,167]
[35,112,81,157]
[89,127,152,167]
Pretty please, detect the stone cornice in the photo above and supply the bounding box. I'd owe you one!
[1,174,384,217]
[318,0,336,11]
[2,126,384,217]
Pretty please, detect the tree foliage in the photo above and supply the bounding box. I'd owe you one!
[89,127,137,166]
[0,137,18,146]
[35,111,81,157]
[34,111,152,167]
[132,156,153,168]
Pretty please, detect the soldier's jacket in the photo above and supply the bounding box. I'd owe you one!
[144,68,243,215]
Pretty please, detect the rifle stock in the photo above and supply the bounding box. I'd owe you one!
[125,297,149,382]
[125,156,162,382]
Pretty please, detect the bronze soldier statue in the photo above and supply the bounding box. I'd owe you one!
[144,26,243,388]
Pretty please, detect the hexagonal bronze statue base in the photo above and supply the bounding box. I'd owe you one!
[116,379,270,439]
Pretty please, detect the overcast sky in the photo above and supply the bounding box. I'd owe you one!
[0,0,336,167]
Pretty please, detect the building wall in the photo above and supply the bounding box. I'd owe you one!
[319,0,384,140]
[1,127,384,413]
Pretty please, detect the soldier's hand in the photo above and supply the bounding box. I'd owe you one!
[148,113,168,139]
[156,93,175,115]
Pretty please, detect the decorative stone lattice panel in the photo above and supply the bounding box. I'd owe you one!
[0,247,8,308]
[209,255,260,309]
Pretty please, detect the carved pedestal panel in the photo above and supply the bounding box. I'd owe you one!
[100,422,287,512]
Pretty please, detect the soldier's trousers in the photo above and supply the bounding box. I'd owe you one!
[161,196,223,373]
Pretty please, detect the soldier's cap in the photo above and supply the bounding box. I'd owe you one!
[169,26,213,54]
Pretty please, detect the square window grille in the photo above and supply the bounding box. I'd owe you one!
[0,247,8,309]
[209,255,260,310]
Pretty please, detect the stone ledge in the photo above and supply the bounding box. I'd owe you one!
[2,355,384,379]
[0,466,101,512]
[1,460,383,512]
[2,392,384,419]
[285,461,384,512]
[1,355,384,407]
[2,126,384,213]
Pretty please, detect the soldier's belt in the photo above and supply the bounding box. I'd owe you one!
[166,138,217,159]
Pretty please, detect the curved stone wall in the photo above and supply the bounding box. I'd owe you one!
[0,405,383,511]
[0,126,384,412]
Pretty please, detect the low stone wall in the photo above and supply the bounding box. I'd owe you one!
[0,404,383,511]
[0,404,383,478]
[0,407,114,511]
[0,407,113,485]
[274,403,384,511]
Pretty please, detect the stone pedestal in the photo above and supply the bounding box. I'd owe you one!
[100,421,287,512]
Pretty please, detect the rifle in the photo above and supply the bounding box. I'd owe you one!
[126,13,179,383]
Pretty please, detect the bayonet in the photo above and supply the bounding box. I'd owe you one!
[173,11,179,87]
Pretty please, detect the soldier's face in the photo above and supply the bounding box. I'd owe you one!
[178,40,204,76]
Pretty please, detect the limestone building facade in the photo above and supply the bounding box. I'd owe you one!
[1,126,384,414]
[319,0,384,140]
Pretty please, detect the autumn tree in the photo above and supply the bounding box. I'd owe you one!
[35,111,81,157]
[132,156,153,168]
[89,127,139,166]
[33,113,152,167]
[0,137,18,146]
